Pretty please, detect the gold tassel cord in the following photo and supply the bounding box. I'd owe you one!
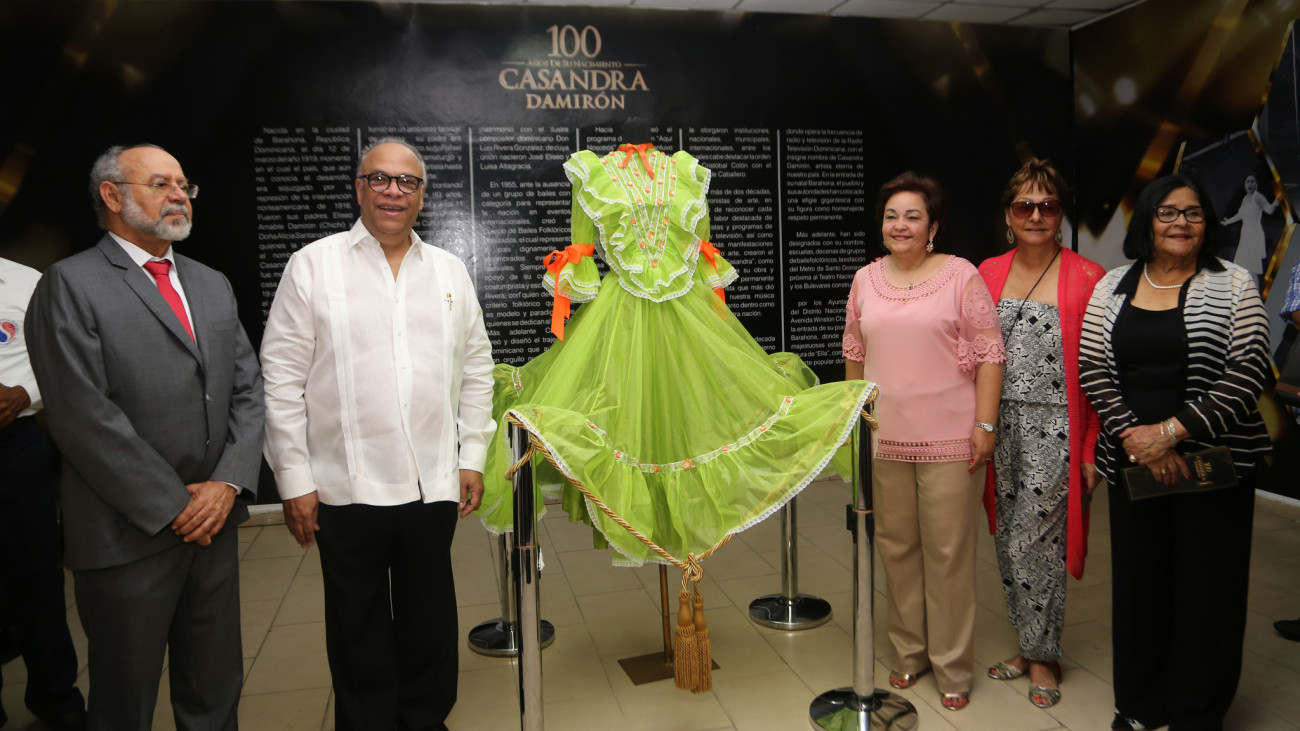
[691,585,712,692]
[673,588,698,690]
[500,406,879,692]
[503,412,734,692]
[502,441,538,482]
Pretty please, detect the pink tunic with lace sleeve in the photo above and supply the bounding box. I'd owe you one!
[842,255,1005,462]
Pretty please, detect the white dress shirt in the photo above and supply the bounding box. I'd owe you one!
[261,218,496,506]
[110,233,196,334]
[0,257,43,418]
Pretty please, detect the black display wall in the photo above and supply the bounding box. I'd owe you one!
[0,1,1072,497]
[0,1,1072,355]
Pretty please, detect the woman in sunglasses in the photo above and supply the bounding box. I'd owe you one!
[1080,174,1270,730]
[977,158,1105,708]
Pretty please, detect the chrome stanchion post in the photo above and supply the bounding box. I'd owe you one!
[748,499,832,630]
[468,530,556,657]
[809,413,918,730]
[511,424,544,731]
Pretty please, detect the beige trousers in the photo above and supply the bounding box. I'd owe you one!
[872,458,983,694]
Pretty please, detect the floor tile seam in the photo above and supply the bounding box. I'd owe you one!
[318,690,334,731]
[250,568,304,637]
[237,681,334,697]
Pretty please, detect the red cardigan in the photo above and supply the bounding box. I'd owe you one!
[978,247,1105,580]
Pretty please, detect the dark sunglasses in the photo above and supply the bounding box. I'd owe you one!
[1009,199,1063,219]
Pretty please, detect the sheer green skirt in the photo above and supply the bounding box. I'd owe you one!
[478,274,874,567]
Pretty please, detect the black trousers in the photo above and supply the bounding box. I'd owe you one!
[0,416,84,718]
[317,500,459,731]
[1109,473,1255,731]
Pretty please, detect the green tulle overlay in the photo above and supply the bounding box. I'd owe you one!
[476,147,874,568]
[478,271,875,566]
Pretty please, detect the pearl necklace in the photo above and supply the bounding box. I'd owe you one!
[1143,265,1185,290]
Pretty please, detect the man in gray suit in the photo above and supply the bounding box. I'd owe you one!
[25,143,264,731]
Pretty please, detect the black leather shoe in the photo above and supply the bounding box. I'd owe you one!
[1111,711,1147,730]
[1275,617,1300,642]
[33,707,86,731]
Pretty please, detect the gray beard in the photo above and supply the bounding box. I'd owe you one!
[122,195,192,241]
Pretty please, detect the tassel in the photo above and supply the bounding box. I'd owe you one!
[692,586,712,692]
[673,588,698,690]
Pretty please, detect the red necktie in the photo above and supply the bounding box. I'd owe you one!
[142,260,194,340]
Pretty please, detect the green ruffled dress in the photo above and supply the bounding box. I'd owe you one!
[478,146,875,568]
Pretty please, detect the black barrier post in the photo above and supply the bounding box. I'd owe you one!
[510,424,543,731]
[809,414,919,730]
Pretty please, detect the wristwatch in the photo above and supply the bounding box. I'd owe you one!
[974,421,996,433]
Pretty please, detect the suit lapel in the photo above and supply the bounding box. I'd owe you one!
[99,238,203,363]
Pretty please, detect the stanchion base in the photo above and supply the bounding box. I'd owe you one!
[749,594,832,630]
[467,618,556,657]
[617,652,721,685]
[809,689,918,731]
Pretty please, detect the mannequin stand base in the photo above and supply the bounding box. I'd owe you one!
[467,618,555,658]
[809,689,918,731]
[749,594,832,630]
[617,652,720,686]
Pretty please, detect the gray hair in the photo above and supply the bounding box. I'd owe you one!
[88,143,163,229]
[356,137,427,180]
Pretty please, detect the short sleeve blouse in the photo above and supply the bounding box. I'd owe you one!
[842,255,1005,462]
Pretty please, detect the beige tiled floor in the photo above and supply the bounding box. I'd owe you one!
[3,480,1299,730]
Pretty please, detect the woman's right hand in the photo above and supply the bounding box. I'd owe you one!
[1146,450,1190,486]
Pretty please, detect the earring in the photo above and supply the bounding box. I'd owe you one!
[1006,228,1015,245]
[926,239,935,253]
[1055,230,1063,244]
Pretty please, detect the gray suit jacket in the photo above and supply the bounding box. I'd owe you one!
[25,236,264,571]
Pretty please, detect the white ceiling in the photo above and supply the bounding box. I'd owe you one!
[417,0,1146,29]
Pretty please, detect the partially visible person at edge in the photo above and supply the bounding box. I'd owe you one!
[977,158,1105,710]
[842,171,1005,712]
[1079,173,1271,731]
[1,256,87,731]
[261,137,496,731]
[1273,261,1300,644]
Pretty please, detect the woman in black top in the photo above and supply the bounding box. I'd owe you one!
[1079,174,1271,731]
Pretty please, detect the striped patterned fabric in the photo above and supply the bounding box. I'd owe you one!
[1079,260,1272,482]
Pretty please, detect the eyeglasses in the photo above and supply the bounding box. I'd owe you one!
[1009,199,1062,219]
[357,172,423,194]
[1154,206,1205,224]
[113,180,199,199]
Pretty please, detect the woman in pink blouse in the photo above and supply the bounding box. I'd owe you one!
[842,171,1005,711]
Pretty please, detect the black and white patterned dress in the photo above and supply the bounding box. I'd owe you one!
[994,299,1069,662]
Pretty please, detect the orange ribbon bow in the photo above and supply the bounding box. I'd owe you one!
[543,243,596,340]
[699,240,726,303]
[617,143,656,178]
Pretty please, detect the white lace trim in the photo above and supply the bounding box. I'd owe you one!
[562,150,709,303]
[585,394,795,474]
[726,381,876,538]
[701,266,739,291]
[497,381,878,564]
[542,270,600,302]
